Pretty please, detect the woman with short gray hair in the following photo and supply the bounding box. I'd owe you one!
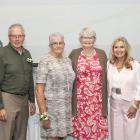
[36,32,75,140]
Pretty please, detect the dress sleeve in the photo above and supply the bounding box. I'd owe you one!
[107,61,112,97]
[36,57,48,84]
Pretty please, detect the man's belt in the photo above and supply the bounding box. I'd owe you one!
[1,89,26,96]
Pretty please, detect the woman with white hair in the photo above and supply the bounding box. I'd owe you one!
[69,27,108,140]
[35,32,75,140]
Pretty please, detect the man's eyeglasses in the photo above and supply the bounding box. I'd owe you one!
[50,42,65,46]
[9,35,25,39]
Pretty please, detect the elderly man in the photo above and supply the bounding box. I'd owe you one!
[0,23,35,140]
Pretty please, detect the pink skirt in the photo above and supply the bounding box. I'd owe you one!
[110,97,140,140]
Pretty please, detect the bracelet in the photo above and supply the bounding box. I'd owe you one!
[40,112,49,121]
[132,102,138,110]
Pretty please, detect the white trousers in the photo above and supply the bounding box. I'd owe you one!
[110,97,140,140]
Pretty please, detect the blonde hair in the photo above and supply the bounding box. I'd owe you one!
[109,36,133,69]
[8,23,25,35]
[79,27,96,40]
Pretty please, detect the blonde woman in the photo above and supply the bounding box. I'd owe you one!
[108,37,140,140]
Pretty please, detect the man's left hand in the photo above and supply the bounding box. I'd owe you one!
[29,102,36,115]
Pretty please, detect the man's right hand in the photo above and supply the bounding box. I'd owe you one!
[0,109,7,121]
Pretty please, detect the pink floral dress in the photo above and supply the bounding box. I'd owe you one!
[72,51,108,140]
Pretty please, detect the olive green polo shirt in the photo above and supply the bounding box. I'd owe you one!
[0,43,35,109]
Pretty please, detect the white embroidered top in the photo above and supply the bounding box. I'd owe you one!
[107,60,140,101]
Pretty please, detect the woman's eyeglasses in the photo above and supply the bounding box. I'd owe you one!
[50,42,65,46]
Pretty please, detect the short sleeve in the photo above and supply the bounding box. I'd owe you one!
[36,57,48,84]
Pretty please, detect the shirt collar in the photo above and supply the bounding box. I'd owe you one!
[8,43,25,54]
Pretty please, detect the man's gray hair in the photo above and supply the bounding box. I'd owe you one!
[8,23,25,35]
